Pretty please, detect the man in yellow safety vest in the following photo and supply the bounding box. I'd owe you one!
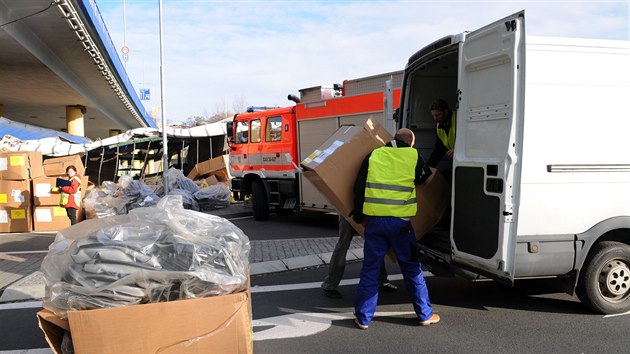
[351,128,440,329]
[426,98,456,170]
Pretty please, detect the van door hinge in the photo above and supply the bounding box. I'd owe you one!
[505,20,517,32]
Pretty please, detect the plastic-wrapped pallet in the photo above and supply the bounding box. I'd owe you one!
[41,195,250,319]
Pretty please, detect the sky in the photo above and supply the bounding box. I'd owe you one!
[94,0,630,123]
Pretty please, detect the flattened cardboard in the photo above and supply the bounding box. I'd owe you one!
[0,179,31,208]
[43,154,85,177]
[301,119,450,239]
[0,151,44,180]
[37,291,253,354]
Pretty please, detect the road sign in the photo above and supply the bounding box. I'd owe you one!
[140,88,150,101]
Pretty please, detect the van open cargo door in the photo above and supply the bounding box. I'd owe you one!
[450,11,525,284]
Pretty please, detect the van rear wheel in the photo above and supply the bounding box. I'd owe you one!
[251,180,270,221]
[577,241,630,314]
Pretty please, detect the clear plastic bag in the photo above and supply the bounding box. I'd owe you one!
[82,177,160,218]
[42,195,250,319]
[194,184,231,210]
[167,167,200,194]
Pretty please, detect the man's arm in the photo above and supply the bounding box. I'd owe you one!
[60,179,80,194]
[415,150,432,185]
[351,154,371,223]
[426,136,446,168]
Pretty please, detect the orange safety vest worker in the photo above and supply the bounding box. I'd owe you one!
[60,175,82,209]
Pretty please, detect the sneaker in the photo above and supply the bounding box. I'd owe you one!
[322,289,342,299]
[378,282,398,292]
[354,318,369,330]
[419,313,440,326]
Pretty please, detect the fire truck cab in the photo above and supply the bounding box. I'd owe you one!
[227,106,299,220]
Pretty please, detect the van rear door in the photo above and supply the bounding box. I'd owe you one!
[451,11,525,284]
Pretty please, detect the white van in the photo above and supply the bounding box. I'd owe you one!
[398,10,630,314]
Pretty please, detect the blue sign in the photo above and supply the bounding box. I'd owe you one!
[140,89,150,101]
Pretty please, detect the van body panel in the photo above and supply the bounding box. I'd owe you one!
[517,37,630,237]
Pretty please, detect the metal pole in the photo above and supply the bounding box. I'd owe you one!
[123,0,127,70]
[114,145,120,182]
[159,0,169,194]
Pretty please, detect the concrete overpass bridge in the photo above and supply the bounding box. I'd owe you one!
[0,0,157,140]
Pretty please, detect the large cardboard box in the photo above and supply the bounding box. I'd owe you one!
[31,177,59,206]
[301,119,450,238]
[33,206,71,231]
[0,180,31,208]
[43,154,85,177]
[187,155,231,181]
[0,151,44,180]
[37,290,253,354]
[32,176,89,206]
[301,119,393,233]
[0,206,32,233]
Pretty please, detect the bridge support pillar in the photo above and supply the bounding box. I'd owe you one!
[66,105,85,136]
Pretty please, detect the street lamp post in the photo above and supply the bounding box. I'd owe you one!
[158,0,168,194]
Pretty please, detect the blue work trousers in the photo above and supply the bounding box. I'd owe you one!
[322,216,389,290]
[355,216,433,325]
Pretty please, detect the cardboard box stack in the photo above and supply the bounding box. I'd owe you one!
[301,119,450,239]
[0,152,44,232]
[32,154,88,231]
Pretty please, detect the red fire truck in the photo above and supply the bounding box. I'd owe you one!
[227,71,402,220]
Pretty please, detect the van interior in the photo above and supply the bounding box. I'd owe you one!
[400,45,460,269]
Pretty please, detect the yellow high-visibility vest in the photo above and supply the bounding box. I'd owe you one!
[436,111,456,150]
[60,175,81,207]
[363,146,418,217]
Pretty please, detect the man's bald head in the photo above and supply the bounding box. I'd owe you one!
[395,128,415,146]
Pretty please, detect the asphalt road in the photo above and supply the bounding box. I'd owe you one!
[230,210,339,240]
[252,263,630,354]
[2,212,629,353]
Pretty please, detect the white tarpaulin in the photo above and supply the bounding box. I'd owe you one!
[0,117,229,157]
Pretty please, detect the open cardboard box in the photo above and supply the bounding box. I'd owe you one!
[187,155,231,181]
[43,154,85,177]
[301,118,450,239]
[37,288,253,354]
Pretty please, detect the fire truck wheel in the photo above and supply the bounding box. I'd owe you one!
[252,180,270,221]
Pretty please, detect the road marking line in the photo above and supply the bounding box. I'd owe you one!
[227,215,253,221]
[0,301,42,310]
[251,273,437,293]
[1,250,48,255]
[603,310,630,318]
[253,311,416,341]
